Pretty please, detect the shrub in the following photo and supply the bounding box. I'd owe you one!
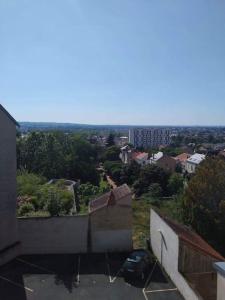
[60,191,74,214]
[45,190,62,216]
[18,202,35,216]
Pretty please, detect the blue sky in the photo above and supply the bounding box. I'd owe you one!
[1,0,225,125]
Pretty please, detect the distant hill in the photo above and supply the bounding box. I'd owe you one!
[19,122,134,133]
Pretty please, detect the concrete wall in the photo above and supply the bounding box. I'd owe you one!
[18,215,88,254]
[150,209,200,300]
[0,109,19,263]
[217,273,225,300]
[91,230,133,252]
[90,199,133,253]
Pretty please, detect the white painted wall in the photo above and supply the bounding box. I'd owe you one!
[91,229,133,253]
[185,161,196,174]
[150,209,201,300]
[217,273,225,300]
[18,215,88,254]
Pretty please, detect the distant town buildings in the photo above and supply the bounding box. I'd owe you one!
[129,128,171,149]
[185,153,206,174]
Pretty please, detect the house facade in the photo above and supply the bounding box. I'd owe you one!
[175,153,190,173]
[185,153,206,174]
[132,152,149,166]
[0,104,20,265]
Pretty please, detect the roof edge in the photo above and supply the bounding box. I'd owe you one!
[0,104,20,127]
[151,208,225,262]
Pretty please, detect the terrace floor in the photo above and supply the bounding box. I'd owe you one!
[0,253,184,300]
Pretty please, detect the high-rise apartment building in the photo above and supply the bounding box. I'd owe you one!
[129,128,171,148]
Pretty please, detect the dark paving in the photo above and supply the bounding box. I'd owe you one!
[0,253,184,300]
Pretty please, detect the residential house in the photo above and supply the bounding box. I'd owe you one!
[120,145,149,166]
[0,104,20,265]
[89,184,133,252]
[175,153,190,173]
[132,151,149,166]
[150,151,176,173]
[185,153,206,174]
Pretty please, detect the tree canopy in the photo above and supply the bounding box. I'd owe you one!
[17,132,100,185]
[183,157,225,254]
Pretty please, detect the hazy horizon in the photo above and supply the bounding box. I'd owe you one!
[19,120,225,128]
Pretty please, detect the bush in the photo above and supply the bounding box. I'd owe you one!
[18,202,35,216]
[45,190,62,216]
[148,183,162,198]
[61,191,74,214]
[17,170,46,196]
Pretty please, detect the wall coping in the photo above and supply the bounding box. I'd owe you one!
[17,214,88,220]
[214,262,225,278]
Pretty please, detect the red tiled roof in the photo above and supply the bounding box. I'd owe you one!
[175,153,190,163]
[157,211,225,261]
[132,152,142,160]
[89,184,131,213]
[132,152,148,160]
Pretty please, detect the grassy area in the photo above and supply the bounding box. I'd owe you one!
[132,194,182,249]
[132,195,151,249]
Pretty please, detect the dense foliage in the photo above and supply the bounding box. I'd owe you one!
[183,157,225,254]
[17,132,100,185]
[17,171,74,217]
[133,165,169,197]
[77,182,110,213]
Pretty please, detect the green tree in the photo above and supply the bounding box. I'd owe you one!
[120,161,141,185]
[17,171,46,196]
[133,165,169,197]
[104,161,123,184]
[106,133,115,147]
[183,157,225,254]
[167,173,184,195]
[148,183,162,198]
[17,132,100,185]
[103,146,120,161]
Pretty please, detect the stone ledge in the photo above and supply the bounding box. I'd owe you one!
[214,262,225,277]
